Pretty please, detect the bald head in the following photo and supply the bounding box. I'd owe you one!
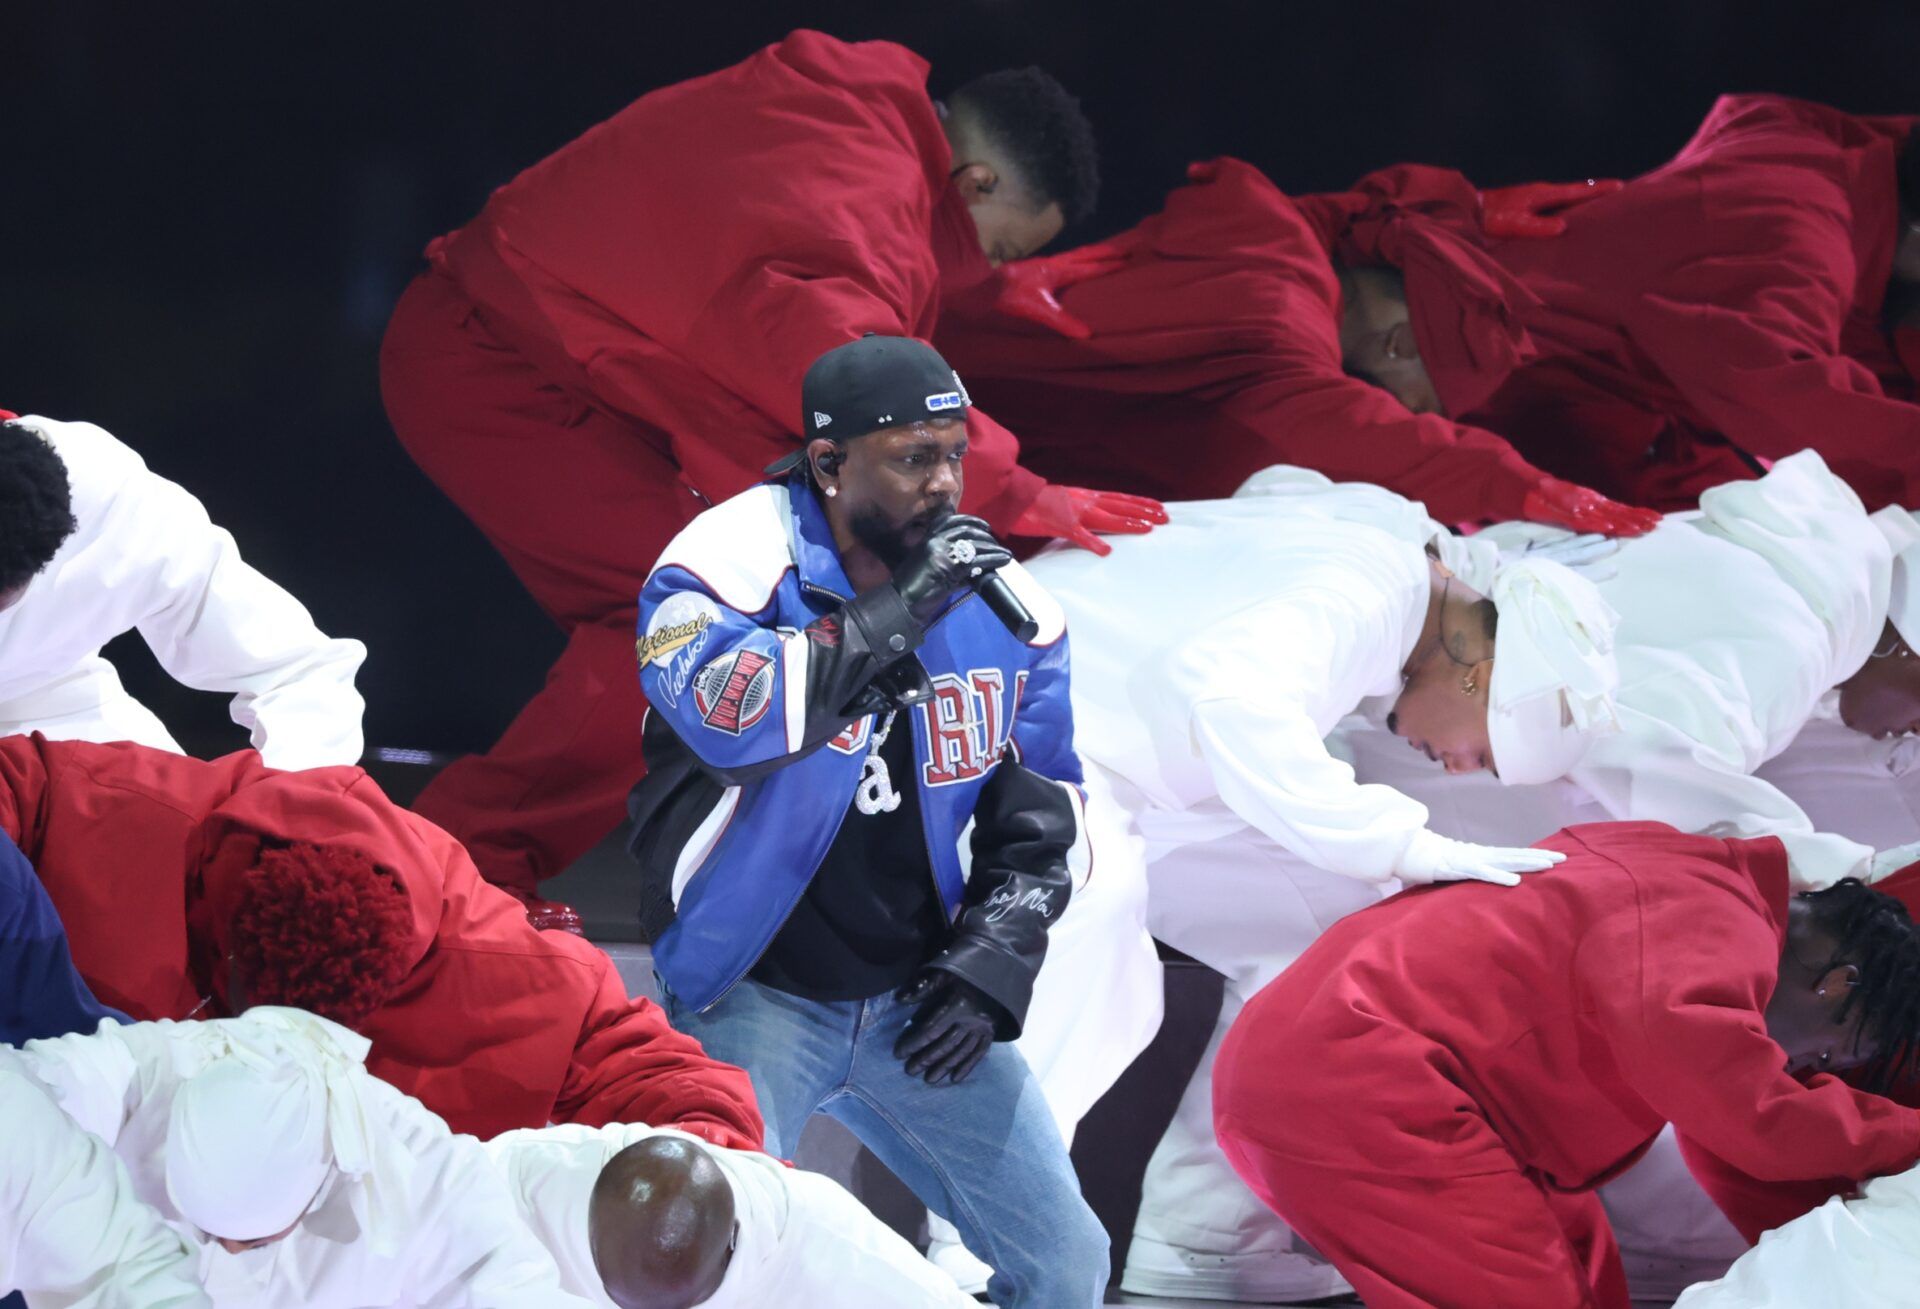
[588,1137,736,1309]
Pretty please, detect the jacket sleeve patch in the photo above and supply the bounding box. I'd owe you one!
[693,649,776,734]
[639,592,721,710]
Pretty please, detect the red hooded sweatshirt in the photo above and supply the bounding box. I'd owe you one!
[936,157,1551,524]
[426,28,1042,531]
[1217,822,1920,1213]
[0,734,764,1146]
[1306,96,1918,511]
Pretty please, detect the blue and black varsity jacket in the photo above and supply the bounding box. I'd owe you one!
[627,477,1087,1025]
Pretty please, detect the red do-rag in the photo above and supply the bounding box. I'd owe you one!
[1296,165,1543,417]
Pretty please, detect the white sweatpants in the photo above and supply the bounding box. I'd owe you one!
[927,765,1164,1269]
[1009,765,1165,1142]
[1123,774,1386,1294]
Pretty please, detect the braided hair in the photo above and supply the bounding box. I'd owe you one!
[1800,878,1920,1093]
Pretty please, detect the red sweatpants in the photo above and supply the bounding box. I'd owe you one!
[379,270,702,895]
[1214,1043,1630,1309]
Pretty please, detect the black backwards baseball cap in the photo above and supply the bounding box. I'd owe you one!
[764,334,973,477]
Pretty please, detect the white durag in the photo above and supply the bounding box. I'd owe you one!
[164,1007,408,1251]
[1487,557,1621,785]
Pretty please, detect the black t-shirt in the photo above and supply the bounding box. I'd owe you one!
[750,716,948,1001]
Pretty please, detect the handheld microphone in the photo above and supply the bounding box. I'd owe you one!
[975,572,1038,642]
[922,506,1039,642]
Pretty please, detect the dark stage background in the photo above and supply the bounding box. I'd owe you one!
[5,2,1915,758]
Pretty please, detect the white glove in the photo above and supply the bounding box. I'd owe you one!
[1394,829,1567,888]
[1868,840,1920,882]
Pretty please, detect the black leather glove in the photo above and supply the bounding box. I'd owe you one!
[893,970,1003,1086]
[890,515,1012,625]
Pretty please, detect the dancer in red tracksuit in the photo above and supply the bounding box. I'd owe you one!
[379,30,1161,904]
[936,156,1657,533]
[0,733,764,1147]
[1312,95,1919,511]
[1214,822,1920,1309]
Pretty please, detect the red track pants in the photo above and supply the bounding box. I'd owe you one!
[379,270,702,895]
[1213,1023,1631,1309]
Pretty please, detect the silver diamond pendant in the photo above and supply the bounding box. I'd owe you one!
[855,752,902,815]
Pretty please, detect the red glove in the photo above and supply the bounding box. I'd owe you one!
[1010,484,1169,556]
[523,897,586,936]
[1479,179,1625,239]
[668,1120,765,1153]
[1521,477,1661,537]
[992,243,1133,339]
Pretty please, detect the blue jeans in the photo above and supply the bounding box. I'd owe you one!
[663,977,1109,1308]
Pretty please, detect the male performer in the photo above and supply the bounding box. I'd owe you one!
[20,1008,598,1307]
[0,1052,209,1309]
[1322,95,1919,510]
[937,157,1658,533]
[381,30,1162,911]
[1025,465,1618,1301]
[486,1123,980,1308]
[0,412,364,768]
[1213,824,1920,1309]
[0,731,763,1146]
[627,336,1108,1308]
[1346,450,1920,892]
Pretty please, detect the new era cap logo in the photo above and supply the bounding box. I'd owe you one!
[813,412,832,428]
[925,391,964,412]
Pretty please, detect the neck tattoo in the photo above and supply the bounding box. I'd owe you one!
[1405,574,1479,680]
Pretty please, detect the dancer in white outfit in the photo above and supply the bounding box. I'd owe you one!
[1077,454,1920,1301]
[1028,468,1620,1302]
[18,1010,594,1308]
[487,1121,980,1308]
[0,414,364,769]
[1349,450,1920,885]
[0,1051,209,1309]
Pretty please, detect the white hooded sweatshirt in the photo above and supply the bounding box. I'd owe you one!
[0,1052,209,1309]
[19,1013,594,1309]
[484,1122,979,1309]
[0,416,365,770]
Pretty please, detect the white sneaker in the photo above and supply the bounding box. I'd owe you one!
[926,1233,994,1297]
[1120,1234,1354,1303]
